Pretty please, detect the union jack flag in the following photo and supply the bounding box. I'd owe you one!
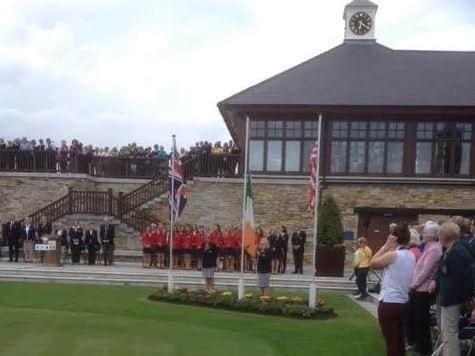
[307,143,319,213]
[169,142,187,221]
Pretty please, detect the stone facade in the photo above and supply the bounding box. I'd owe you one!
[323,184,475,233]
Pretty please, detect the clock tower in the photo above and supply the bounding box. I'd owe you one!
[343,0,378,42]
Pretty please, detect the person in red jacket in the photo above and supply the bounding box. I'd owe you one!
[210,224,224,271]
[149,223,159,268]
[140,225,152,268]
[172,226,183,268]
[182,225,193,270]
[190,225,199,269]
[157,224,166,269]
[223,228,235,271]
[232,226,242,271]
[195,226,206,270]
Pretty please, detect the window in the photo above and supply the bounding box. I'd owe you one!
[415,122,472,176]
[368,141,385,173]
[349,141,366,173]
[416,142,432,174]
[369,122,386,139]
[285,141,301,172]
[266,141,282,171]
[250,121,265,138]
[350,121,367,139]
[286,121,302,138]
[331,141,347,173]
[387,142,403,174]
[388,122,405,139]
[268,121,284,138]
[332,121,349,139]
[330,120,406,175]
[249,140,264,171]
[304,121,319,139]
[456,123,472,175]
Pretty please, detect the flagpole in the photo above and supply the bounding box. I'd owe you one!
[168,134,176,293]
[309,114,323,309]
[238,116,251,300]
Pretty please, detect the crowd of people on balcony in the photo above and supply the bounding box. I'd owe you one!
[0,137,170,160]
[355,217,475,356]
[0,137,241,178]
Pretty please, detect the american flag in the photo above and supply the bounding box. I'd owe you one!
[307,143,319,213]
[169,143,187,221]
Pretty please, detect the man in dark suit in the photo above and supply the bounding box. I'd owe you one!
[21,217,37,262]
[100,217,115,266]
[3,217,21,262]
[85,223,99,265]
[292,230,306,274]
[69,221,83,264]
[37,215,53,239]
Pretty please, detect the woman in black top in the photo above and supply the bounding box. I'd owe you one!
[201,233,218,293]
[268,230,279,274]
[278,226,289,273]
[257,238,272,296]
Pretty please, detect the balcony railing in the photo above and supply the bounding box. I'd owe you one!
[0,149,167,179]
[182,153,242,180]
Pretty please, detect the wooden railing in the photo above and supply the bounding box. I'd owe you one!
[0,149,168,179]
[182,152,242,180]
[29,174,168,232]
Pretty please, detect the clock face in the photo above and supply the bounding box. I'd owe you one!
[349,12,372,36]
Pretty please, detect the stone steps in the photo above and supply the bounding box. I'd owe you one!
[0,263,374,292]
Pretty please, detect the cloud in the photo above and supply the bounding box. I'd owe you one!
[0,0,474,149]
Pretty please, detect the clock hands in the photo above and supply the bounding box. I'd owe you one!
[359,21,371,30]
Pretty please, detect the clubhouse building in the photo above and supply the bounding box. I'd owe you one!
[218,0,475,250]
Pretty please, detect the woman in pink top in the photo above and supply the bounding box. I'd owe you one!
[408,222,442,356]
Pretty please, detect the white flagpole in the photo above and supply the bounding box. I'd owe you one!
[238,116,251,300]
[168,134,176,293]
[309,114,323,309]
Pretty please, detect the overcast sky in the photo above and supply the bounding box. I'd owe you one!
[1,0,474,150]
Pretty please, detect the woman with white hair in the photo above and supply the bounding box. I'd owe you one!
[430,222,473,356]
[408,221,442,356]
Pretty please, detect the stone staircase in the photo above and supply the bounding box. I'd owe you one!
[0,262,375,292]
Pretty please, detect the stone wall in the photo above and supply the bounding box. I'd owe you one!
[323,184,475,233]
[179,180,312,232]
[0,175,143,223]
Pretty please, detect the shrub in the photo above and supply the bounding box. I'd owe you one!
[318,195,344,246]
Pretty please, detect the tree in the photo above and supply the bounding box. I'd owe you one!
[317,195,343,246]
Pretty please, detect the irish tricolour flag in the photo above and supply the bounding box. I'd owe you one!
[242,175,257,257]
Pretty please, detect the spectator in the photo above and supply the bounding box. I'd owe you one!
[371,224,415,356]
[430,222,474,356]
[353,237,372,300]
[407,221,442,356]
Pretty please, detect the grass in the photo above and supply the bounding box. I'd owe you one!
[0,282,384,356]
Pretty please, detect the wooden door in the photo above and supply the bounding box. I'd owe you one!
[358,213,418,253]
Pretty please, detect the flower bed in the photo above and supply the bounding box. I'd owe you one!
[148,288,336,320]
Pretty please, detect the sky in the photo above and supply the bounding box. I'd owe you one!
[0,0,474,150]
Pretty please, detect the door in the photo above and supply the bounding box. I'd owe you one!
[358,213,418,253]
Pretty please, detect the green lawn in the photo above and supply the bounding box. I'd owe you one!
[0,282,384,356]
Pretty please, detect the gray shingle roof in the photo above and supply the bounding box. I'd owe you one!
[219,42,475,108]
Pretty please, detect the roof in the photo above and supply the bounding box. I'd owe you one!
[218,41,475,109]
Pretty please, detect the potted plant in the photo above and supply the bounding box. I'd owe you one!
[315,195,346,277]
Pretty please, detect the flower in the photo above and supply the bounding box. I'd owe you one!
[316,298,326,307]
[221,291,232,297]
[259,296,272,303]
[276,296,290,303]
[244,293,254,299]
[291,296,304,303]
